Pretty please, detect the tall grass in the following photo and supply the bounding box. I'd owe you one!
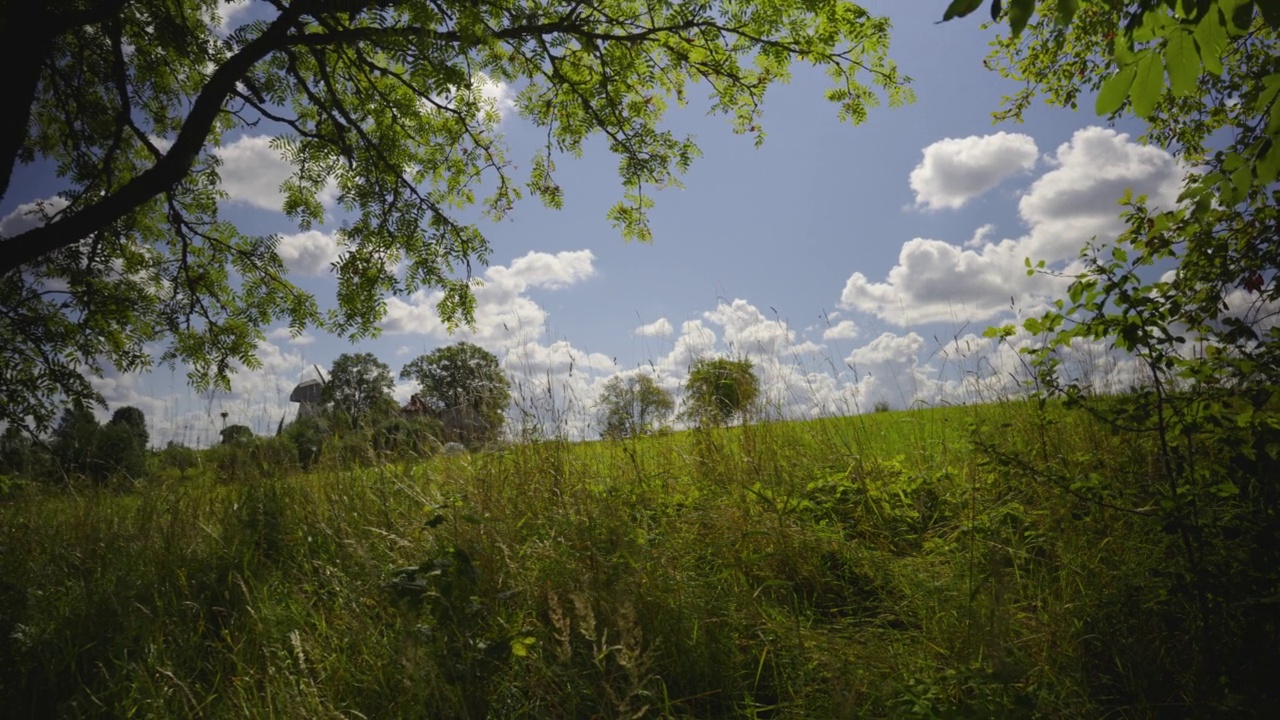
[0,396,1273,717]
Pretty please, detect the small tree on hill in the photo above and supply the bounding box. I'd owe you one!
[52,404,101,480]
[99,406,149,480]
[401,342,510,446]
[598,374,675,439]
[108,406,149,448]
[323,352,396,430]
[684,358,760,427]
[220,424,253,445]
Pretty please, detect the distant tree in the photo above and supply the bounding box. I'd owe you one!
[684,358,760,427]
[401,342,510,446]
[220,424,254,445]
[108,406,149,448]
[0,426,42,478]
[52,404,101,479]
[97,424,148,481]
[598,374,675,439]
[323,352,396,429]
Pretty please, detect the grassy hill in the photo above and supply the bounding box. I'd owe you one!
[2,401,1277,717]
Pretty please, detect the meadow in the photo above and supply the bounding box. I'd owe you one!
[4,396,1274,719]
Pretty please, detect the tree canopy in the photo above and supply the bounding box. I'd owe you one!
[597,372,674,438]
[684,357,759,426]
[400,341,509,445]
[0,0,911,436]
[324,352,396,428]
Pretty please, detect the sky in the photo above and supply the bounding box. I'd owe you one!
[1,1,1187,446]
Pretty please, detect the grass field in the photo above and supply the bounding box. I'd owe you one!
[1,400,1276,718]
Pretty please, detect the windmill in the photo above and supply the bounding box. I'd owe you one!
[289,364,327,420]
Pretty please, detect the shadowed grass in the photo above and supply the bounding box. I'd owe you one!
[0,399,1267,717]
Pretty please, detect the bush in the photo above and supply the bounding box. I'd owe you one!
[282,416,329,470]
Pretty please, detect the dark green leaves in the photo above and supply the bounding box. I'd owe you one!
[1129,50,1167,117]
[941,0,984,22]
[1097,66,1137,115]
[1007,0,1036,36]
[1164,29,1200,95]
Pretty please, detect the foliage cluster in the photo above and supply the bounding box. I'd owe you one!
[683,358,761,427]
[0,0,912,437]
[0,404,151,485]
[597,373,675,439]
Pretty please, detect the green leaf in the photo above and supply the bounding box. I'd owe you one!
[1129,51,1165,118]
[1222,0,1256,32]
[941,0,984,22]
[991,0,1003,22]
[1164,29,1200,96]
[1260,0,1280,27]
[1096,65,1137,116]
[1056,0,1080,26]
[1231,162,1253,197]
[1008,0,1036,36]
[1194,7,1228,74]
[1259,139,1280,185]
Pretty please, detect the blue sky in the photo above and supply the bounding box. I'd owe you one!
[2,1,1188,445]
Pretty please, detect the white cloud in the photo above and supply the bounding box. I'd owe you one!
[634,318,674,337]
[654,320,718,375]
[1,196,69,236]
[839,236,1064,325]
[1018,126,1183,260]
[216,135,293,211]
[844,331,934,410]
[381,250,597,348]
[267,326,317,346]
[216,0,252,33]
[823,320,859,340]
[216,134,339,213]
[842,126,1185,327]
[476,74,517,119]
[965,223,996,249]
[497,249,596,290]
[704,299,822,359]
[909,132,1038,210]
[275,230,339,276]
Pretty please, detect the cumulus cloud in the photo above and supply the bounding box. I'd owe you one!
[1018,126,1183,260]
[216,135,293,210]
[845,331,934,410]
[216,134,339,212]
[910,132,1038,210]
[382,250,597,347]
[842,127,1185,327]
[267,326,317,346]
[705,299,821,358]
[1,196,69,236]
[476,74,517,119]
[494,249,595,289]
[634,318,674,337]
[839,236,1064,325]
[823,320,859,340]
[216,0,252,33]
[275,230,339,276]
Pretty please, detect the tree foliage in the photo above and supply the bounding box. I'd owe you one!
[954,0,1280,708]
[400,341,509,445]
[684,358,760,426]
[0,0,912,436]
[323,352,396,428]
[220,424,255,445]
[597,373,674,438]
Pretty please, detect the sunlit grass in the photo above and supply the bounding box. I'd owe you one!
[0,399,1225,717]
